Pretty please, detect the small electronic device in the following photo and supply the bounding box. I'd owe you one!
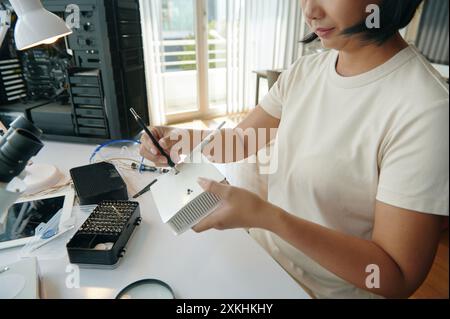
[66,200,141,268]
[70,162,128,205]
[0,189,75,250]
[151,158,226,235]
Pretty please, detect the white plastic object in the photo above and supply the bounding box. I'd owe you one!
[23,163,62,195]
[0,258,39,299]
[151,157,225,235]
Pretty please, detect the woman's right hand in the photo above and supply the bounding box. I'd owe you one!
[139,126,189,167]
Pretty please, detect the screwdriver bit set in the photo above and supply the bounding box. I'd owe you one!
[66,201,142,267]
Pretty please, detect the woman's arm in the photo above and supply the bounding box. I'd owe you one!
[193,179,444,299]
[269,201,443,298]
[140,106,280,165]
[209,106,280,163]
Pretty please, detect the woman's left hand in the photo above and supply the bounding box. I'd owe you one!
[193,178,273,233]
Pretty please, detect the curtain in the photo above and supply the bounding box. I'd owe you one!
[140,0,303,123]
[226,0,302,114]
[139,0,166,125]
[415,0,449,65]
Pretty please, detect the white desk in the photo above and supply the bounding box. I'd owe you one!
[0,141,309,299]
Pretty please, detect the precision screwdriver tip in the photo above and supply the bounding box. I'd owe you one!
[129,107,139,119]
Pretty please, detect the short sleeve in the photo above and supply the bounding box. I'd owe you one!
[260,58,302,119]
[377,100,449,216]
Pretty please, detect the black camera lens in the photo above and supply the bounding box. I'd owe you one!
[0,117,44,183]
[10,116,43,139]
[0,116,43,149]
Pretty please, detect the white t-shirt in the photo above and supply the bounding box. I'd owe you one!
[252,45,449,299]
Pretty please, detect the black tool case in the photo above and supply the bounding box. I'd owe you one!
[67,201,142,267]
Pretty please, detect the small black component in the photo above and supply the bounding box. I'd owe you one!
[0,116,43,183]
[132,179,158,199]
[131,162,157,172]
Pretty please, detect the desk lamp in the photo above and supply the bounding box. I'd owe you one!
[0,0,72,50]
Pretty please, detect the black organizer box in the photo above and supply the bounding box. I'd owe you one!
[67,201,142,267]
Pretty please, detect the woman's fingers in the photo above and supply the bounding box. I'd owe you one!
[140,127,185,166]
[192,178,233,233]
[192,218,214,233]
[140,132,169,166]
[192,206,227,233]
[197,178,232,199]
[139,144,168,166]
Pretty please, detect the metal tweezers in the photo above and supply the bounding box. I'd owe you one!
[133,179,158,199]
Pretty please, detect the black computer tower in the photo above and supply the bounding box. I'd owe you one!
[0,0,149,142]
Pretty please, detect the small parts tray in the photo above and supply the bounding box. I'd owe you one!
[67,201,142,267]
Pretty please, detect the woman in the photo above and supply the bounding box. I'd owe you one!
[140,0,449,299]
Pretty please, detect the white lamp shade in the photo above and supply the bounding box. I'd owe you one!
[10,0,72,50]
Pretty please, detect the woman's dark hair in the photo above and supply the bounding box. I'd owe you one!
[301,0,424,45]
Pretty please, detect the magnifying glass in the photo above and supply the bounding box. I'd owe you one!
[116,279,175,299]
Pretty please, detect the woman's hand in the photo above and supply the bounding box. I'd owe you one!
[139,126,190,166]
[193,178,276,232]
